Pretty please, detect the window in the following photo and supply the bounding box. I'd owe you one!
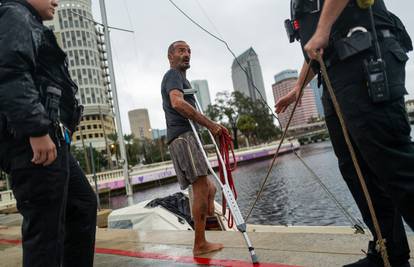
[79,17,84,28]
[76,69,81,80]
[74,50,79,65]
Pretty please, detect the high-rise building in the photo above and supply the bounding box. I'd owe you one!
[310,79,325,118]
[128,109,152,140]
[45,0,116,150]
[190,80,212,111]
[272,70,318,129]
[232,47,267,102]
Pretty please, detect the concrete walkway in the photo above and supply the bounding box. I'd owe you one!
[1,225,413,267]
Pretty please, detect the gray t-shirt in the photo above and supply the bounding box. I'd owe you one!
[161,69,196,144]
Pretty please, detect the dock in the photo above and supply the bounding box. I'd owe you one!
[1,216,413,267]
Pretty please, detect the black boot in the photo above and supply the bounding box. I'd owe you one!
[343,241,411,267]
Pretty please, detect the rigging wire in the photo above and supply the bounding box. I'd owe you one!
[194,0,225,40]
[291,144,365,232]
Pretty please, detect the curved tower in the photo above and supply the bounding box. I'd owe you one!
[45,0,116,150]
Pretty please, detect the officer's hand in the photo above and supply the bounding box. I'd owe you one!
[304,28,330,60]
[275,87,301,114]
[30,134,57,166]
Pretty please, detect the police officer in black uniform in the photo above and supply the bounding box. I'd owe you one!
[0,0,97,266]
[276,0,414,266]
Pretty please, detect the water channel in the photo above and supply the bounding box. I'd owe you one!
[110,126,414,228]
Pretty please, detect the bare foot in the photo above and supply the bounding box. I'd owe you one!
[207,181,217,216]
[193,241,224,256]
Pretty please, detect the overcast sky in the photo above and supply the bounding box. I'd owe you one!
[88,0,414,134]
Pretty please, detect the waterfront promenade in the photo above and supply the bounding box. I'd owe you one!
[0,141,299,211]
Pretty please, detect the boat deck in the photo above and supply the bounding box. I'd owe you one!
[1,218,413,267]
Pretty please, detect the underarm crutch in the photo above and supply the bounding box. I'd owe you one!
[183,89,259,264]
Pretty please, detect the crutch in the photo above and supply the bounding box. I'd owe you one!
[183,89,259,264]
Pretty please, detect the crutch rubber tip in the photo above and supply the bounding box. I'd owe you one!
[251,254,259,264]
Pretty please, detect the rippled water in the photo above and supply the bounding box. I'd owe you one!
[110,126,414,228]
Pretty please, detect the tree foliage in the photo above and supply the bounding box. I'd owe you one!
[206,91,281,145]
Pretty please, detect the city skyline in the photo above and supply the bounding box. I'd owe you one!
[82,1,414,133]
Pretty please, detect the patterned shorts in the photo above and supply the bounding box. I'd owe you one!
[169,131,209,189]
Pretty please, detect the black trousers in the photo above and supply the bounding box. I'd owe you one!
[10,142,97,267]
[323,37,414,265]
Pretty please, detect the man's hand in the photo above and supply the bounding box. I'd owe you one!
[30,134,57,166]
[275,86,301,114]
[209,123,228,137]
[304,28,330,60]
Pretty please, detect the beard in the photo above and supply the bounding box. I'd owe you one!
[179,62,190,71]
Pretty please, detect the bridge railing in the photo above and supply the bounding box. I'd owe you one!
[86,169,124,185]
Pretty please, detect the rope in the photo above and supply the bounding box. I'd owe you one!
[317,55,390,267]
[217,131,238,228]
[244,62,312,222]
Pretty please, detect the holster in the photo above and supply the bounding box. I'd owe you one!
[324,30,373,68]
[69,104,83,132]
[44,86,62,123]
[334,31,373,61]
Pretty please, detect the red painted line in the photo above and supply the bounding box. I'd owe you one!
[96,247,300,267]
[0,239,301,267]
[0,239,21,245]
